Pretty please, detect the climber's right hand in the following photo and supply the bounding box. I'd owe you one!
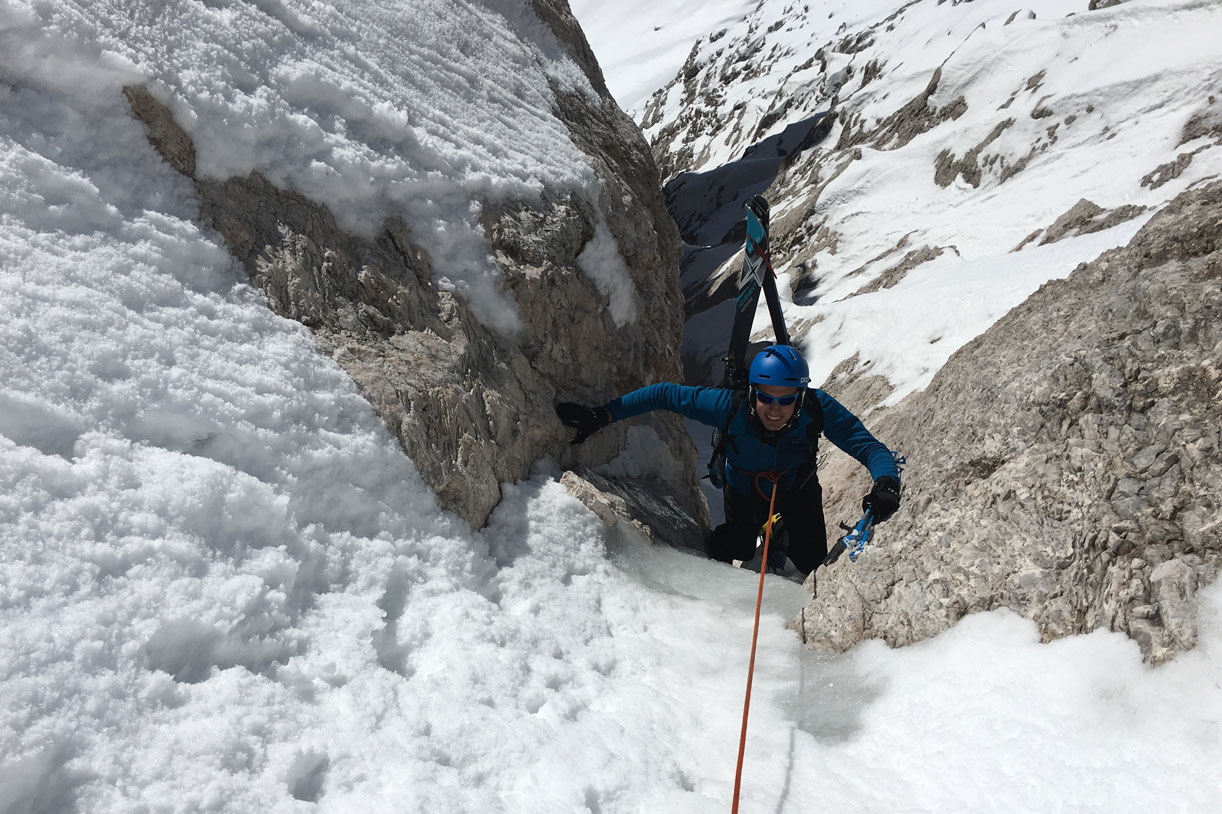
[555,403,611,445]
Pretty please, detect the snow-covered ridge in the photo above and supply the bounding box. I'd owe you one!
[637,0,1222,404]
[7,0,599,331]
[568,0,756,113]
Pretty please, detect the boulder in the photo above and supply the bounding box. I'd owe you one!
[122,3,709,541]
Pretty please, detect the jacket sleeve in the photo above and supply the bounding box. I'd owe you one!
[605,383,733,428]
[815,390,901,483]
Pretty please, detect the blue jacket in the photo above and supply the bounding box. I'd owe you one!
[605,383,899,496]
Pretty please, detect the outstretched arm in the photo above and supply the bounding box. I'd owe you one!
[606,383,731,426]
[815,390,900,482]
[556,383,732,445]
[816,389,902,522]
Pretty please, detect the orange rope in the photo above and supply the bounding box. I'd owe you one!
[731,475,780,813]
[752,470,785,499]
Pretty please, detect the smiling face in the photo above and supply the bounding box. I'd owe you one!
[754,384,799,431]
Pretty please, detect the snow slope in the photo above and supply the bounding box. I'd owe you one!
[2,1,1221,811]
[568,0,755,114]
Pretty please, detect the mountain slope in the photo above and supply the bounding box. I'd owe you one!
[642,0,1222,401]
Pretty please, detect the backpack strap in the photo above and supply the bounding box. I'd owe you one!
[706,388,750,488]
[793,392,825,491]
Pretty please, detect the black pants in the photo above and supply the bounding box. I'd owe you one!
[706,471,826,576]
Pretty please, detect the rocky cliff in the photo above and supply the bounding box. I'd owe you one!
[798,180,1221,664]
[122,1,708,543]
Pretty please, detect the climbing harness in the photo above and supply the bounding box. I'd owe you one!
[731,474,780,814]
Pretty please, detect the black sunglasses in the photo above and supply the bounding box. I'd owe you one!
[754,390,799,406]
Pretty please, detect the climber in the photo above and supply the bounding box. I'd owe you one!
[554,344,901,577]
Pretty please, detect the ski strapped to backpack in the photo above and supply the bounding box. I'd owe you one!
[708,195,791,488]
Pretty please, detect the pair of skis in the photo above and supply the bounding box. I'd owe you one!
[707,195,791,489]
[722,195,789,389]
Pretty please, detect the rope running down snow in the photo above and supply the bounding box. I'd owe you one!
[731,472,780,813]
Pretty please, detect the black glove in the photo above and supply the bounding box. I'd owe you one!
[555,402,611,445]
[862,476,901,523]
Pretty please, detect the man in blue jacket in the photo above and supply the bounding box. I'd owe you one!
[555,345,900,578]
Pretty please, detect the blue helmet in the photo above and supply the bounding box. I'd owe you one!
[749,345,810,388]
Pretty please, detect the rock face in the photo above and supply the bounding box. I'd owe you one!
[122,4,708,542]
[1014,198,1148,252]
[797,181,1222,664]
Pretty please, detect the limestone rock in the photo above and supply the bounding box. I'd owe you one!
[1014,198,1148,251]
[798,181,1222,664]
[121,2,708,540]
[559,471,655,546]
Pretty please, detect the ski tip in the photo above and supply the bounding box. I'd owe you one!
[747,196,770,225]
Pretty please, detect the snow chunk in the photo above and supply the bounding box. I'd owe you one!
[577,219,639,327]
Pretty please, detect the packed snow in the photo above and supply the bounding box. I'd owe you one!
[2,1,1221,812]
